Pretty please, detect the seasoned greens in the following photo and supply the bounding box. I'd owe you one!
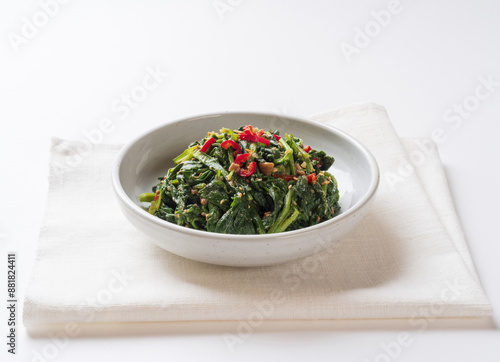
[140,125,340,234]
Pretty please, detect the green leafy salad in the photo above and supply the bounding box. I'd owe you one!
[139,125,340,234]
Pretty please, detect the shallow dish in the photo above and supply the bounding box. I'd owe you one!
[112,112,379,267]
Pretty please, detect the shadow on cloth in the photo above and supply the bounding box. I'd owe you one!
[161,212,402,298]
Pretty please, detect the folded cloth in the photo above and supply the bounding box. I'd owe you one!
[23,103,492,327]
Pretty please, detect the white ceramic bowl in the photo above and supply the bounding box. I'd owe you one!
[112,112,379,267]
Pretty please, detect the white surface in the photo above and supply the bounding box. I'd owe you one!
[0,0,499,361]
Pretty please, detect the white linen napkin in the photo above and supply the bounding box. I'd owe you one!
[23,102,492,327]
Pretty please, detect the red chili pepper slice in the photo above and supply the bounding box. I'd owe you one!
[238,126,271,146]
[200,137,216,153]
[256,135,270,146]
[234,153,251,165]
[238,130,252,140]
[220,139,241,155]
[255,135,270,146]
[273,134,281,141]
[239,131,270,146]
[272,174,296,182]
[303,145,312,153]
[154,189,161,202]
[237,161,256,177]
[307,173,317,184]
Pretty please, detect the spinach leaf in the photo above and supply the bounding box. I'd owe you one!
[215,196,256,235]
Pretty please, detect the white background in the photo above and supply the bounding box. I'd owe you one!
[1,0,500,361]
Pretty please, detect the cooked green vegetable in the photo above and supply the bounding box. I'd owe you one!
[140,125,340,234]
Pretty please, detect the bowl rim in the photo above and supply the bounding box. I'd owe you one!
[111,111,379,240]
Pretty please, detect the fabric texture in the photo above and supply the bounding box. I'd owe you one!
[23,102,492,327]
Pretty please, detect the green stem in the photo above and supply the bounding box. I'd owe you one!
[275,154,290,173]
[274,207,300,233]
[139,192,156,202]
[267,188,294,234]
[220,127,239,141]
[173,145,200,164]
[279,138,296,175]
[249,204,266,234]
[155,192,162,211]
[287,134,314,173]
